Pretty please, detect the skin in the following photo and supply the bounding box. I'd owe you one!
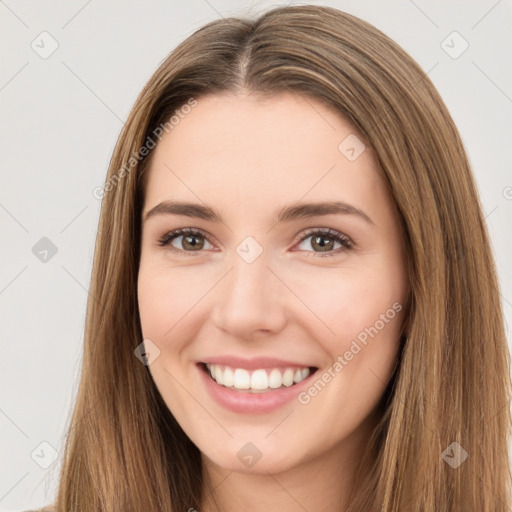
[137,92,409,512]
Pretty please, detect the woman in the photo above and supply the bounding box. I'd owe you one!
[32,4,512,511]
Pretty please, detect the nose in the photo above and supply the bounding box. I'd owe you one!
[211,253,288,340]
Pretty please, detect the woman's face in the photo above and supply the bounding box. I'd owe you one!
[138,92,409,476]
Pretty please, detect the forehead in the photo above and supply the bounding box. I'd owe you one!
[142,92,388,223]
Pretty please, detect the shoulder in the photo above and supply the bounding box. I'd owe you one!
[23,506,55,512]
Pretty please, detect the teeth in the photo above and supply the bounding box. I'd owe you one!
[268,368,282,389]
[205,363,312,392]
[233,369,250,389]
[250,369,268,390]
[223,366,234,387]
[214,365,224,385]
[282,368,294,387]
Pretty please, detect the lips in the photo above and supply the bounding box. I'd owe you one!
[197,361,318,413]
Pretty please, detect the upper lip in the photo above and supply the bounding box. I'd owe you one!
[199,356,317,371]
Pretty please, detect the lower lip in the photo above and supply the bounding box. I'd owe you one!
[197,363,317,414]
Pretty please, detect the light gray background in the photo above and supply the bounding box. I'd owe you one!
[1,0,511,510]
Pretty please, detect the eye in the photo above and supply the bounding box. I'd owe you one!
[293,228,353,257]
[157,228,214,254]
[157,227,353,257]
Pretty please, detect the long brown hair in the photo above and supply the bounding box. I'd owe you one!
[53,5,512,511]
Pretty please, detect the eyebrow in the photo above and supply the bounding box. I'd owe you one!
[143,200,374,226]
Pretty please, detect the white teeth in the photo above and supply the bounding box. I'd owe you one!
[214,365,224,385]
[233,368,250,389]
[268,368,282,389]
[223,366,234,387]
[205,363,312,391]
[282,368,294,387]
[250,369,268,390]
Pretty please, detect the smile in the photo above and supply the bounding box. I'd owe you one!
[203,363,315,393]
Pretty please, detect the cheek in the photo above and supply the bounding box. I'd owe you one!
[137,264,204,411]
[292,264,406,394]
[294,272,404,429]
[137,262,204,339]
[297,269,404,340]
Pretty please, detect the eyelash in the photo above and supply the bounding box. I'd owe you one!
[157,227,353,258]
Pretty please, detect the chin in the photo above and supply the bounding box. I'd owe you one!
[200,440,299,475]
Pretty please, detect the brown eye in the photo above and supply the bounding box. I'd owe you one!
[295,228,352,257]
[158,228,214,253]
[179,233,205,250]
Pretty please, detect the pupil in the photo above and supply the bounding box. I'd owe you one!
[314,235,332,251]
[185,235,202,249]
